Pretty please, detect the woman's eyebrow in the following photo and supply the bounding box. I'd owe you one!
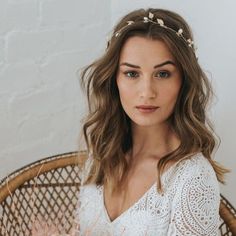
[119,60,176,68]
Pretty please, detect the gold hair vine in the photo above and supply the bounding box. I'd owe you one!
[114,12,196,53]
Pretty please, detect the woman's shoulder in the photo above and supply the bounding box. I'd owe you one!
[168,152,220,194]
[173,152,217,176]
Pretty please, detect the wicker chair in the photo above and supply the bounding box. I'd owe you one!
[0,151,236,236]
[0,151,86,236]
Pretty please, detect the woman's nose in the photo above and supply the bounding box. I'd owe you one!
[139,78,157,99]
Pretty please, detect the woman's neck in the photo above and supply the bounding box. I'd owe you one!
[130,122,180,162]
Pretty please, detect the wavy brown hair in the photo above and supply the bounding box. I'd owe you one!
[78,8,229,194]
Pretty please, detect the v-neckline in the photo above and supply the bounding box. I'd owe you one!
[100,162,177,224]
[101,181,157,224]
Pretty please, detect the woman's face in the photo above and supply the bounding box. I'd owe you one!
[116,36,182,128]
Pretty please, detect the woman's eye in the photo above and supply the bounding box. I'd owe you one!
[124,71,139,78]
[156,71,170,78]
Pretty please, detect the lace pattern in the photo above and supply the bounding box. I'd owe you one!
[75,153,220,236]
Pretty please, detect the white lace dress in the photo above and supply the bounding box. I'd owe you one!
[74,153,220,236]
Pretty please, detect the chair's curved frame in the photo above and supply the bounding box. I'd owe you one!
[0,151,86,203]
[0,151,236,236]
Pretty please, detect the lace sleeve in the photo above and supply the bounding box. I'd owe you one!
[167,157,221,236]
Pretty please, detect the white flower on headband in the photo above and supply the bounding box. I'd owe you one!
[157,18,164,27]
[148,12,154,19]
[143,16,149,23]
[177,28,183,36]
[187,38,194,47]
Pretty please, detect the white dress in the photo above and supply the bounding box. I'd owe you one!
[74,153,220,236]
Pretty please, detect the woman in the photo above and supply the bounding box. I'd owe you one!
[74,8,229,236]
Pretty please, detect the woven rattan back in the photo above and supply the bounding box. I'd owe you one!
[0,151,87,236]
[0,151,236,235]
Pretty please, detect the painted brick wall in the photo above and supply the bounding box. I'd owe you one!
[0,0,110,178]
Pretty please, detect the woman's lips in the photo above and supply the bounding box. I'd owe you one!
[136,105,159,113]
[136,105,159,109]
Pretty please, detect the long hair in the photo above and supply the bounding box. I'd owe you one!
[79,8,229,194]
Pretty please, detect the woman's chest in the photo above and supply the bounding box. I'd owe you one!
[104,174,158,222]
[77,184,172,236]
[104,160,163,220]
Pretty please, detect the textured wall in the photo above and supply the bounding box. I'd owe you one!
[0,0,110,178]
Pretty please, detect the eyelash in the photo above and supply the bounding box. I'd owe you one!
[123,70,171,79]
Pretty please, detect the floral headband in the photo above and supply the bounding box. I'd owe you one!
[112,12,196,54]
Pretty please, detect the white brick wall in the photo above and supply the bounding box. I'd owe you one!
[0,38,5,66]
[0,0,38,35]
[0,0,110,178]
